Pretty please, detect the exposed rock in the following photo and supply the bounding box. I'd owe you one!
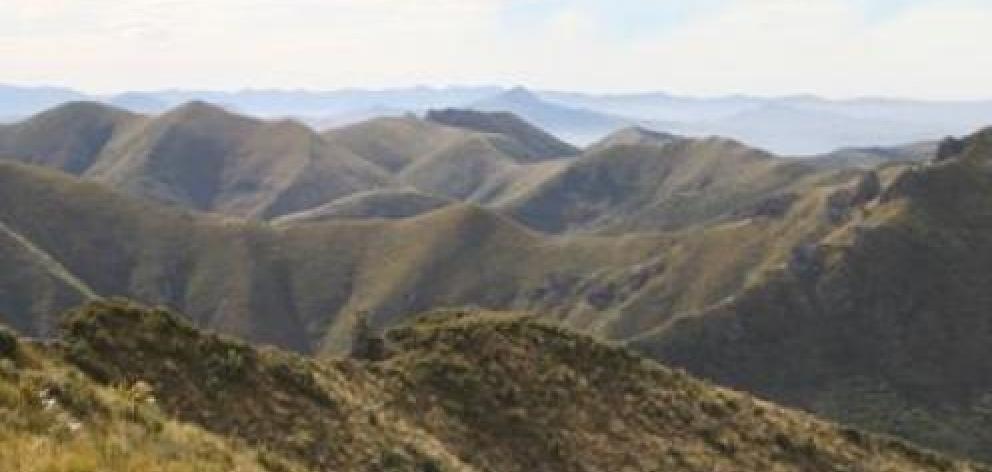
[788,243,823,280]
[825,171,880,224]
[936,136,967,162]
[350,312,389,361]
[0,325,17,359]
[735,193,799,219]
[851,171,881,206]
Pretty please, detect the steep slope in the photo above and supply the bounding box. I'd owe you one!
[0,160,317,350]
[272,188,453,225]
[43,300,988,472]
[503,137,828,233]
[0,222,94,336]
[631,128,992,462]
[0,101,396,219]
[0,102,143,174]
[426,107,579,160]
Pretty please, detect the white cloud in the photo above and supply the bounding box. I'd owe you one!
[0,0,989,99]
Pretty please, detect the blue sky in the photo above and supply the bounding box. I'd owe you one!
[1,0,989,99]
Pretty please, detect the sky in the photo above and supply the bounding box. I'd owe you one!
[1,0,990,99]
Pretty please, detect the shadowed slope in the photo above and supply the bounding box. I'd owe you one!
[426,107,579,160]
[503,137,827,233]
[0,102,142,174]
[631,128,992,462]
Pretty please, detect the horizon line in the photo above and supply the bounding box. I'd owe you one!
[3,82,992,104]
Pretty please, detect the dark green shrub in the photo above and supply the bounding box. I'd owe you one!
[0,326,18,359]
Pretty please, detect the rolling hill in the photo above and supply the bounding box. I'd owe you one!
[501,133,838,233]
[0,101,142,174]
[323,115,471,172]
[0,101,395,219]
[272,188,453,225]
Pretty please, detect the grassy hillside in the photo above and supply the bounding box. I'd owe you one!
[272,188,453,225]
[0,160,672,354]
[426,107,579,160]
[7,101,992,464]
[0,322,278,471]
[631,128,992,461]
[585,126,679,154]
[2,149,992,462]
[0,101,395,219]
[2,102,877,237]
[0,102,142,174]
[502,137,841,233]
[0,155,873,356]
[4,299,980,472]
[324,115,472,172]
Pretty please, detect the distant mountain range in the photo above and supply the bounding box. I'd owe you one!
[2,83,990,154]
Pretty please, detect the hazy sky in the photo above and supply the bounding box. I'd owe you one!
[2,0,989,99]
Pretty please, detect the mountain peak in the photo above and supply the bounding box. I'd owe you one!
[28,101,133,123]
[586,126,680,153]
[500,86,541,103]
[165,100,239,121]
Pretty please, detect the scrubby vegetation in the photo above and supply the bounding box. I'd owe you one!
[2,300,985,471]
[0,325,274,471]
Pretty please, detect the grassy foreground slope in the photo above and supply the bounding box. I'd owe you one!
[0,324,277,472]
[632,128,992,461]
[3,299,985,472]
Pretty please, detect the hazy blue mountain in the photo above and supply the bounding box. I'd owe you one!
[0,84,88,118]
[690,103,942,155]
[542,91,992,154]
[2,83,990,154]
[104,86,502,117]
[469,87,637,145]
[539,90,760,123]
